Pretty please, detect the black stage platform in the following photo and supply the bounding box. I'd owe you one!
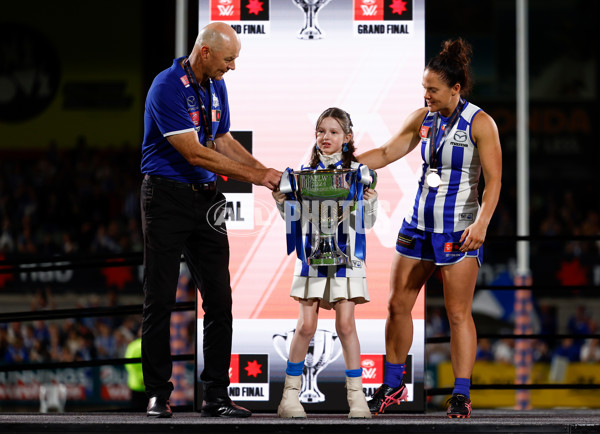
[2,409,600,434]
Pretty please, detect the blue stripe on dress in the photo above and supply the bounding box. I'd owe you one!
[424,184,437,229]
[301,225,311,275]
[410,182,423,227]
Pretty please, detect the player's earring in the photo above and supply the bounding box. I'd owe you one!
[343,143,348,152]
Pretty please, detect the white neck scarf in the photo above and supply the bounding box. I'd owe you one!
[318,151,342,167]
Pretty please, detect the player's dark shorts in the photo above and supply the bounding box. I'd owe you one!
[395,220,482,266]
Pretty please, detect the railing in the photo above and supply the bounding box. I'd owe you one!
[1,234,599,407]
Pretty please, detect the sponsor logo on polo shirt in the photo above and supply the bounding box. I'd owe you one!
[189,111,200,126]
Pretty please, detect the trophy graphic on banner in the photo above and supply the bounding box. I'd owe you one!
[291,0,332,40]
[273,329,343,403]
[279,166,374,266]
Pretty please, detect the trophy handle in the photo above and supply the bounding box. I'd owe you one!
[273,333,290,361]
[368,170,377,189]
[280,168,296,195]
[331,335,344,364]
[358,165,374,186]
[291,0,309,12]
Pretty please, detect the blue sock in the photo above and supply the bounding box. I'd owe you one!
[286,360,304,376]
[453,377,471,399]
[345,368,363,378]
[383,362,405,388]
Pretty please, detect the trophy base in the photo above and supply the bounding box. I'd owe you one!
[308,256,348,266]
[298,28,324,40]
[307,236,349,266]
[299,393,325,403]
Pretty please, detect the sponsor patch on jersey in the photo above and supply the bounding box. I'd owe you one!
[352,260,363,268]
[444,242,461,253]
[212,109,221,122]
[189,110,199,126]
[459,213,474,221]
[454,130,468,142]
[450,141,468,147]
[180,75,190,87]
[187,96,198,109]
[419,125,430,138]
[396,233,415,249]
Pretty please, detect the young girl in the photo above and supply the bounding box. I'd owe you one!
[273,107,377,418]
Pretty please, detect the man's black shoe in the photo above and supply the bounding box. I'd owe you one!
[147,396,172,418]
[201,397,252,418]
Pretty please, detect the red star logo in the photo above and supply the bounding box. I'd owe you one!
[556,258,589,286]
[246,0,263,15]
[389,0,407,15]
[244,360,262,378]
[0,255,14,288]
[101,258,133,289]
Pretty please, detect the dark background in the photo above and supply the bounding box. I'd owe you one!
[0,0,598,411]
[1,0,597,299]
[0,0,598,309]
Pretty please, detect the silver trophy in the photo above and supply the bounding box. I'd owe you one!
[273,329,342,403]
[280,167,373,266]
[291,0,332,40]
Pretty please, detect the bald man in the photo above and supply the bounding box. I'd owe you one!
[140,22,281,418]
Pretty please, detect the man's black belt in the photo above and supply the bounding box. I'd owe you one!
[144,174,216,191]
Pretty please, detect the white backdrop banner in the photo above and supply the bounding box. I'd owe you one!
[196,0,426,412]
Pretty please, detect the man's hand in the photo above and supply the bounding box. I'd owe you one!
[255,168,282,191]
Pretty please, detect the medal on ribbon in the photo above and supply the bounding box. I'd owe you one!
[183,58,215,149]
[426,171,441,188]
[426,99,466,188]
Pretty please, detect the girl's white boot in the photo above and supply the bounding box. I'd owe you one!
[346,376,372,418]
[277,374,307,418]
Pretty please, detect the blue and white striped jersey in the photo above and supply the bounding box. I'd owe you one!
[406,101,482,233]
